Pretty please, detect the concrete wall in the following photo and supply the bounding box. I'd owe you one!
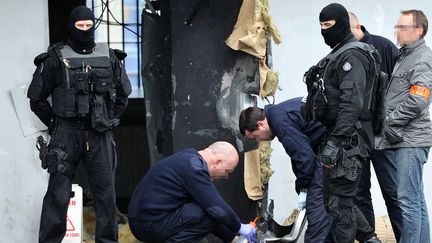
[267,0,432,239]
[0,0,49,242]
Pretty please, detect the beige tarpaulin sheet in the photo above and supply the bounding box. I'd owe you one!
[244,141,273,200]
[225,0,268,58]
[226,0,281,58]
[226,0,281,99]
[244,149,262,200]
[226,0,280,200]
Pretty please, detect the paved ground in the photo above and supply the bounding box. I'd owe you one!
[373,215,397,243]
[82,207,396,243]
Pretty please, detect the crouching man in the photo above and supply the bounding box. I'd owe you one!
[128,141,256,242]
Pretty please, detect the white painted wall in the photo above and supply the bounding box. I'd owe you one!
[266,0,432,241]
[0,0,49,242]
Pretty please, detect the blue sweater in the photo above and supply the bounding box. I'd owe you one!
[128,149,241,232]
[264,97,327,193]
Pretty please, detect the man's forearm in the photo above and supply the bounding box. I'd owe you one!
[30,100,52,126]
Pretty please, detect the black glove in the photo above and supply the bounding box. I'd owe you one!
[383,125,403,144]
[109,118,120,129]
[320,139,340,166]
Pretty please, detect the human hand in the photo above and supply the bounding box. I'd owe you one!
[383,125,403,144]
[298,191,307,209]
[320,139,340,168]
[109,118,120,129]
[238,223,257,242]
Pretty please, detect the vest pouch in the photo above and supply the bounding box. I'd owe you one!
[312,91,328,120]
[91,95,110,133]
[107,89,117,117]
[77,94,90,117]
[64,89,76,118]
[75,70,90,94]
[92,69,113,94]
[322,86,341,122]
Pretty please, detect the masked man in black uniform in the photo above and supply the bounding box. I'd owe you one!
[302,3,381,243]
[28,5,131,243]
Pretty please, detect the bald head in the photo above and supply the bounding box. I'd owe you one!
[349,11,364,40]
[349,11,359,25]
[202,141,239,179]
[208,141,239,168]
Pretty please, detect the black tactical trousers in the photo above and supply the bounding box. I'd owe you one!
[39,125,118,243]
[323,155,375,243]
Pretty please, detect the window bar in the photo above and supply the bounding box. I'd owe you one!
[122,0,125,52]
[136,0,141,89]
[106,0,110,47]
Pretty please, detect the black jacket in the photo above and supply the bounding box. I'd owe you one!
[320,34,376,152]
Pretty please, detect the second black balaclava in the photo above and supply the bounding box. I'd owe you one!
[68,5,95,53]
[319,3,351,48]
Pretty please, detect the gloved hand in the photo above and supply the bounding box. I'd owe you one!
[238,223,257,242]
[298,191,307,209]
[383,124,403,144]
[320,139,340,166]
[109,118,121,129]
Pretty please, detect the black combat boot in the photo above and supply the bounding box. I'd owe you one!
[360,235,382,243]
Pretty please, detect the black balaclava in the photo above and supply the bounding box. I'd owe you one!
[319,3,351,48]
[68,5,95,53]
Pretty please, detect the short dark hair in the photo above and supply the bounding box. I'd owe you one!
[402,9,428,38]
[239,107,265,136]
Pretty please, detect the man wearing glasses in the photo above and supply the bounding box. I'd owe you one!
[375,9,432,243]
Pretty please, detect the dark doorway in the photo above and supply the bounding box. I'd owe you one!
[48,0,85,44]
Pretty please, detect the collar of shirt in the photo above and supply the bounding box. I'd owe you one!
[360,25,371,42]
[400,38,425,56]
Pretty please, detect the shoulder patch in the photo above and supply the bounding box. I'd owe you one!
[113,49,127,60]
[342,61,352,72]
[33,53,49,66]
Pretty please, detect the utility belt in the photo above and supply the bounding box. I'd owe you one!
[56,117,92,130]
[324,124,367,181]
[329,146,363,181]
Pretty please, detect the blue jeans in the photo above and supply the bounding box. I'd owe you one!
[389,147,430,243]
[356,149,402,241]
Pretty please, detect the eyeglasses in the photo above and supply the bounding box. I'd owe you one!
[394,24,419,30]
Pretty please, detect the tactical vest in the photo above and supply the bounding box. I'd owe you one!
[303,42,384,133]
[51,43,116,132]
[302,53,342,125]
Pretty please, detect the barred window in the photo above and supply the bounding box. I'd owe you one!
[88,0,144,98]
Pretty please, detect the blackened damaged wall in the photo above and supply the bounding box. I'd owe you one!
[142,1,173,165]
[169,0,257,226]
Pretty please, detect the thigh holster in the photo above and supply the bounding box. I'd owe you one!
[46,147,73,177]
